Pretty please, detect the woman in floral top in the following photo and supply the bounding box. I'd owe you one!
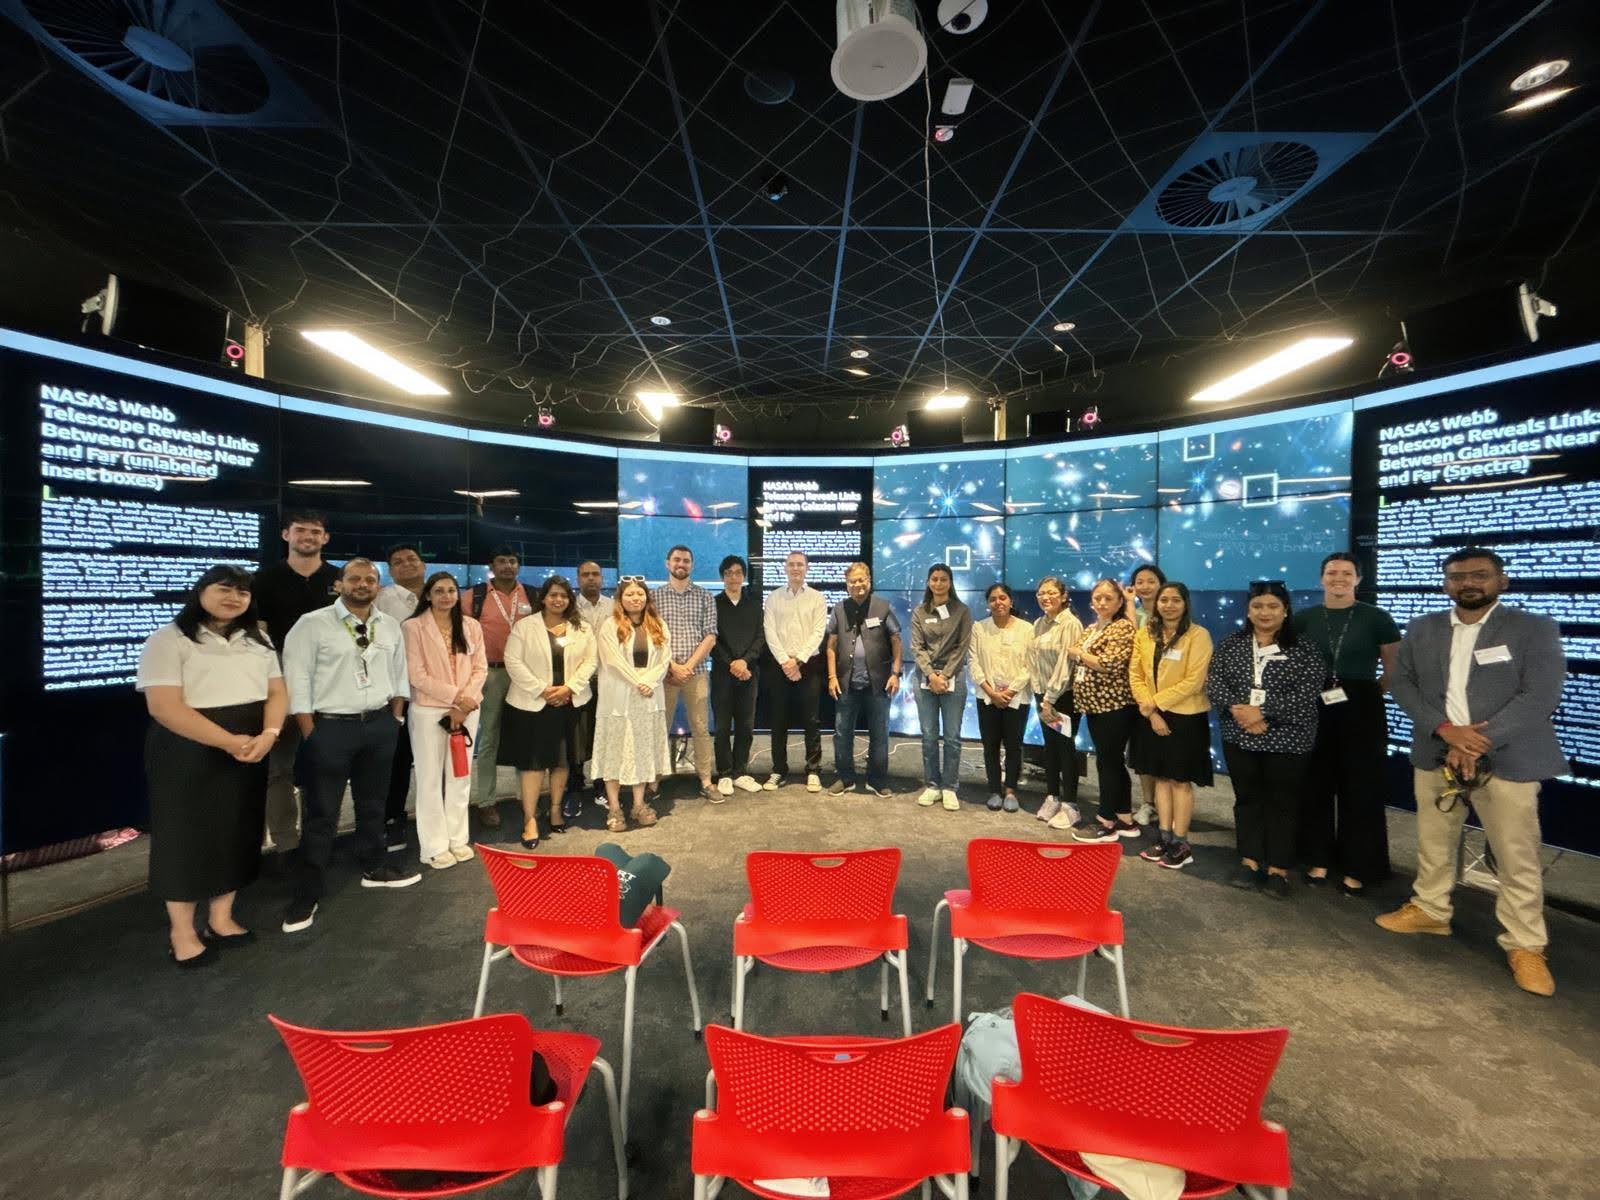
[1064,578,1140,842]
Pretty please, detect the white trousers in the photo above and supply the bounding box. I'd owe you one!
[409,705,481,861]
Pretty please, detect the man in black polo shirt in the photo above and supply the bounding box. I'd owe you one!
[252,510,341,852]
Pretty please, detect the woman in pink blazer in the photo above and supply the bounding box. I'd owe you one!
[402,572,489,870]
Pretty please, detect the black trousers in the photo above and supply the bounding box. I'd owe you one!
[768,658,823,776]
[1223,742,1311,870]
[385,716,413,824]
[712,666,760,777]
[1085,705,1137,820]
[978,702,1027,793]
[1036,694,1080,804]
[1298,681,1391,884]
[295,713,398,900]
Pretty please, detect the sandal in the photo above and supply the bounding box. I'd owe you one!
[630,802,659,827]
[606,810,627,833]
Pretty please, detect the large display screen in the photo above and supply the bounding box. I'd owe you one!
[748,464,872,600]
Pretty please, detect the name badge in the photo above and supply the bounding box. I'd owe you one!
[1257,644,1281,656]
[1248,688,1266,706]
[1162,648,1183,661]
[1474,644,1512,665]
[936,604,950,620]
[1321,687,1348,705]
[555,635,569,647]
[865,617,882,628]
[926,616,940,625]
[517,603,533,616]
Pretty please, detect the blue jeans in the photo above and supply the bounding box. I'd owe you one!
[834,685,890,787]
[915,684,966,788]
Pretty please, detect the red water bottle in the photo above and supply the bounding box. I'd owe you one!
[449,728,471,778]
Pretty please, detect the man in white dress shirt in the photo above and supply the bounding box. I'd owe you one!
[762,550,828,791]
[375,544,427,847]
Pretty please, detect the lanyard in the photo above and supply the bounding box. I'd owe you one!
[1251,641,1279,688]
[488,585,519,627]
[1322,608,1355,685]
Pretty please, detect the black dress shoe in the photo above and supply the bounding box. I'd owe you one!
[168,944,217,969]
[1228,864,1264,891]
[201,926,256,948]
[1263,873,1293,901]
[1305,873,1329,889]
[1337,879,1366,897]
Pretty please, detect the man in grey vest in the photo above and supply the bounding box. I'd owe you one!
[1379,547,1566,997]
[826,562,902,797]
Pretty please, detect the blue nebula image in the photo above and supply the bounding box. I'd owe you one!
[618,451,748,520]
[1005,438,1157,513]
[873,515,1005,592]
[618,515,749,586]
[1158,494,1350,592]
[873,455,1005,518]
[1005,508,1157,594]
[1157,408,1352,503]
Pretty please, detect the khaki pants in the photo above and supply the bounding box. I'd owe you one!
[662,671,713,783]
[1411,768,1547,951]
[469,667,512,808]
[264,720,304,850]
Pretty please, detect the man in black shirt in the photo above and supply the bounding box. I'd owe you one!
[252,510,341,852]
[712,555,766,799]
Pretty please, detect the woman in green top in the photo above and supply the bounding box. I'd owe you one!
[1291,552,1403,895]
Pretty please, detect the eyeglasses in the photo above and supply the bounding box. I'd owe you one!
[1445,569,1497,583]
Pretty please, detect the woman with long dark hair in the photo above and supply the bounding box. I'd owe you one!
[970,582,1035,811]
[501,575,598,847]
[1031,576,1083,827]
[402,572,488,869]
[910,564,974,811]
[1129,582,1214,870]
[1066,578,1140,843]
[136,565,287,966]
[1206,580,1327,897]
[594,579,672,831]
[1124,562,1167,825]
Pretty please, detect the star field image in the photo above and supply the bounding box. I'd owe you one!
[617,451,748,519]
[1005,439,1158,512]
[1159,494,1351,591]
[873,455,1005,518]
[1006,508,1158,594]
[1157,408,1353,503]
[873,514,1006,592]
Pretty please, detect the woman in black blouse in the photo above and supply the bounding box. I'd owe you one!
[1205,581,1326,898]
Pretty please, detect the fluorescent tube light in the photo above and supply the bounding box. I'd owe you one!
[299,330,448,396]
[1504,87,1574,113]
[287,478,371,487]
[925,393,969,411]
[637,390,679,422]
[1190,336,1354,403]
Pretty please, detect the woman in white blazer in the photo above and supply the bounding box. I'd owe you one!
[500,576,597,848]
[593,578,672,832]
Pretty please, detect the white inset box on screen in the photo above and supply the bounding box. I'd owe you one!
[1241,473,1280,507]
[1183,433,1215,462]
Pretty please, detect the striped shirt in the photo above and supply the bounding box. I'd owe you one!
[651,582,717,674]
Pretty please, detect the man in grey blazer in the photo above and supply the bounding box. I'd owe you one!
[1378,547,1566,996]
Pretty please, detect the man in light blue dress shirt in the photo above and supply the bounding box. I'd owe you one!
[279,557,419,933]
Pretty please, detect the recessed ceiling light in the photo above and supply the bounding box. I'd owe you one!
[299,330,448,396]
[1511,60,1569,92]
[636,390,679,421]
[649,315,672,326]
[1504,86,1575,113]
[1190,336,1354,403]
[849,348,870,359]
[1051,321,1076,332]
[847,413,859,419]
[845,367,870,377]
[925,393,969,411]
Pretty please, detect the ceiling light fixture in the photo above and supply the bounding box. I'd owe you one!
[1190,336,1354,403]
[574,500,620,509]
[1504,86,1575,113]
[849,348,870,359]
[1051,320,1076,332]
[1511,60,1569,91]
[453,489,521,499]
[846,367,870,377]
[299,330,448,396]
[287,478,371,487]
[636,390,679,422]
[925,393,970,411]
[649,315,672,326]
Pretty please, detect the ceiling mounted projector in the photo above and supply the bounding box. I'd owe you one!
[832,0,926,102]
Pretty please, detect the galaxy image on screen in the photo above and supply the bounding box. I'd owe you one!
[617,450,748,519]
[1005,438,1157,512]
[873,454,1005,518]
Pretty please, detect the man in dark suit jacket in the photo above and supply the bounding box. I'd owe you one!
[1379,547,1566,996]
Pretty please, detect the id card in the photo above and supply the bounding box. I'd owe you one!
[555,635,569,647]
[1320,686,1348,705]
[1248,688,1266,706]
[936,604,950,620]
[865,616,882,628]
[1163,648,1183,661]
[1474,644,1512,665]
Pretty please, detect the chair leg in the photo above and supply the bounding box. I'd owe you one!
[951,937,966,1026]
[1111,944,1130,1018]
[553,974,564,1017]
[472,942,495,1017]
[880,955,890,1022]
[955,1170,969,1200]
[591,1056,628,1200]
[693,1175,710,1200]
[733,955,748,1031]
[926,898,949,1008]
[538,1163,558,1200]
[621,965,637,1144]
[895,951,912,1036]
[921,1181,932,1200]
[278,1168,298,1200]
[992,1133,1010,1200]
[704,1068,717,1113]
[671,921,704,1035]
[1075,952,1088,1002]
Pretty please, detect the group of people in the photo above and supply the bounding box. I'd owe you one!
[135,509,1565,997]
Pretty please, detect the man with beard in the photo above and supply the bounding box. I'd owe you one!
[376,544,427,849]
[651,545,718,799]
[1379,547,1566,997]
[826,562,901,796]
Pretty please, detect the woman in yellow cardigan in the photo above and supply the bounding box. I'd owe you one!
[1128,581,1213,870]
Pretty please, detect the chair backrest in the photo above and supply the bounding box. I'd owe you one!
[965,838,1120,918]
[745,848,901,924]
[478,845,643,964]
[1004,993,1291,1186]
[270,1013,558,1172]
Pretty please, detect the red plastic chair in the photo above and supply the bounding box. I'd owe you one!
[733,848,912,1035]
[471,845,703,1142]
[925,839,1128,1023]
[991,994,1292,1200]
[269,1012,627,1200]
[692,1024,971,1200]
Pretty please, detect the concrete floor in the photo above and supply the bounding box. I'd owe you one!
[2,737,1598,1200]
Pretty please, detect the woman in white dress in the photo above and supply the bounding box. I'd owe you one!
[593,578,672,831]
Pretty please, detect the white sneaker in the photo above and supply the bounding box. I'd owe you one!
[449,844,474,862]
[734,775,763,792]
[1037,795,1061,823]
[1133,802,1156,826]
[941,788,960,811]
[806,773,822,793]
[1047,803,1081,831]
[763,773,783,791]
[718,776,735,797]
[917,786,940,807]
[428,853,456,870]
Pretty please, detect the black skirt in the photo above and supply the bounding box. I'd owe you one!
[145,701,268,902]
[1128,709,1215,786]
[498,702,586,771]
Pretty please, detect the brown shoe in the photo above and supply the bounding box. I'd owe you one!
[630,802,659,827]
[1507,949,1555,996]
[477,805,502,829]
[1374,901,1451,936]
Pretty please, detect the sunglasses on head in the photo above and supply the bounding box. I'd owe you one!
[353,622,370,650]
[1247,579,1286,595]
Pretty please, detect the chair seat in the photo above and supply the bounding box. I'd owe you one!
[509,904,677,975]
[334,1168,521,1198]
[944,890,1101,960]
[739,1175,922,1200]
[755,944,885,971]
[1032,1143,1237,1199]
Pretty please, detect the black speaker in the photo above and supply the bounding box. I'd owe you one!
[94,274,229,363]
[1027,408,1071,438]
[657,406,717,446]
[1401,282,1556,369]
[907,408,965,447]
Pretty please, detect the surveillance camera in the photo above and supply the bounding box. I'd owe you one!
[938,0,988,35]
[764,173,789,202]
